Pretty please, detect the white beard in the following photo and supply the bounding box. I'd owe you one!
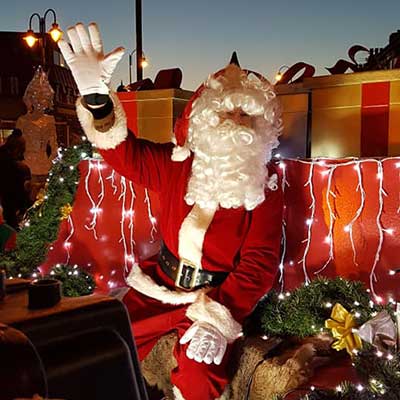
[184,119,271,211]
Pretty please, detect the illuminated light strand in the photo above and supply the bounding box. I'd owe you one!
[106,170,118,195]
[370,160,386,300]
[64,215,75,264]
[127,181,137,275]
[144,188,157,242]
[347,161,365,267]
[118,176,130,272]
[279,221,286,292]
[84,160,105,240]
[279,161,288,291]
[298,162,314,284]
[398,165,400,214]
[315,165,337,275]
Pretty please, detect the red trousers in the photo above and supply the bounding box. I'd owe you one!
[123,288,231,400]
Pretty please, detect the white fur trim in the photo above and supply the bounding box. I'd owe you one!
[178,204,216,267]
[76,92,128,150]
[126,265,206,305]
[173,386,186,400]
[171,145,191,162]
[186,293,242,343]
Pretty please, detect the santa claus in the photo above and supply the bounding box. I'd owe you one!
[59,23,283,400]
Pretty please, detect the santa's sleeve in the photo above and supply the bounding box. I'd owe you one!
[186,170,283,342]
[76,92,174,192]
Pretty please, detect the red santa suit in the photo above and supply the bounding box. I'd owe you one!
[76,69,283,400]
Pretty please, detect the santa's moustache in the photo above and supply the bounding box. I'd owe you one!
[185,118,271,211]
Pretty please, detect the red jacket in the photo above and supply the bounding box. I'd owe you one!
[77,93,283,339]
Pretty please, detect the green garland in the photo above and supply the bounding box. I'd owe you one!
[47,264,95,297]
[0,142,93,279]
[246,277,388,338]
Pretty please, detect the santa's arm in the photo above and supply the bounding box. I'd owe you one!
[186,174,283,342]
[59,23,174,192]
[76,92,174,192]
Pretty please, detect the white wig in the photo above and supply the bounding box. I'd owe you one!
[180,65,283,211]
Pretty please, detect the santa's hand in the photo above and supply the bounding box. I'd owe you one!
[58,23,125,96]
[179,321,227,365]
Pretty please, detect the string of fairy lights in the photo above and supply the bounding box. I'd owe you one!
[278,156,400,303]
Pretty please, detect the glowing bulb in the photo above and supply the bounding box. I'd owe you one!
[23,30,38,47]
[306,218,313,226]
[325,302,333,308]
[389,270,396,276]
[59,177,64,183]
[357,384,364,392]
[69,165,74,170]
[324,236,331,244]
[376,350,383,357]
[355,312,361,318]
[49,23,63,42]
[344,225,350,232]
[275,72,283,82]
[387,353,394,360]
[278,293,285,300]
[81,152,88,159]
[141,56,149,68]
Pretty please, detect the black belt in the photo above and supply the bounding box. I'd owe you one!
[158,243,228,290]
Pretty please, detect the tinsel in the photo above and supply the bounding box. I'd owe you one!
[0,142,93,280]
[246,277,388,338]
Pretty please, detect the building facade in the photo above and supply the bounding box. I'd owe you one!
[0,31,82,145]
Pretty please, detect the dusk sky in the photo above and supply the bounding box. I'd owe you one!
[3,0,400,90]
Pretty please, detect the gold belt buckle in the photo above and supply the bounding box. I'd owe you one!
[175,258,201,290]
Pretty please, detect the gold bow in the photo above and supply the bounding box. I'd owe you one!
[60,203,73,220]
[325,303,362,356]
[33,189,46,208]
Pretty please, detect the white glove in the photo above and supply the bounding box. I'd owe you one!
[179,321,227,365]
[58,23,125,96]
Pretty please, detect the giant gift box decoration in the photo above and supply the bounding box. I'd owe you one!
[41,91,400,302]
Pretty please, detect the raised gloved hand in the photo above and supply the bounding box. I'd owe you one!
[179,321,227,365]
[58,23,125,96]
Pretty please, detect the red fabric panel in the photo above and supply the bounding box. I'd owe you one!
[361,82,390,157]
[43,158,400,302]
[281,158,400,301]
[41,161,161,293]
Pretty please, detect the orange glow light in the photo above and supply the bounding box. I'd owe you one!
[49,23,63,42]
[23,30,38,48]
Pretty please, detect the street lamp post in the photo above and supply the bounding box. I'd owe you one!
[23,9,62,69]
[129,49,148,84]
[135,0,143,81]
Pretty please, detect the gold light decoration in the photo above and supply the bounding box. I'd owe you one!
[49,23,62,42]
[23,29,38,48]
[325,303,362,356]
[141,56,149,68]
[60,203,73,220]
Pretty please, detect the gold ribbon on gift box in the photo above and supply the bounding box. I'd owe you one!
[325,303,362,356]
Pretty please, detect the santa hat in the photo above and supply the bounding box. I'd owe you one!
[171,57,273,162]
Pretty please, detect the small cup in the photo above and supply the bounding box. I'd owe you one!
[28,279,62,309]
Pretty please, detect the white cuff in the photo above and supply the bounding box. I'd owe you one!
[76,92,128,150]
[186,292,242,343]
